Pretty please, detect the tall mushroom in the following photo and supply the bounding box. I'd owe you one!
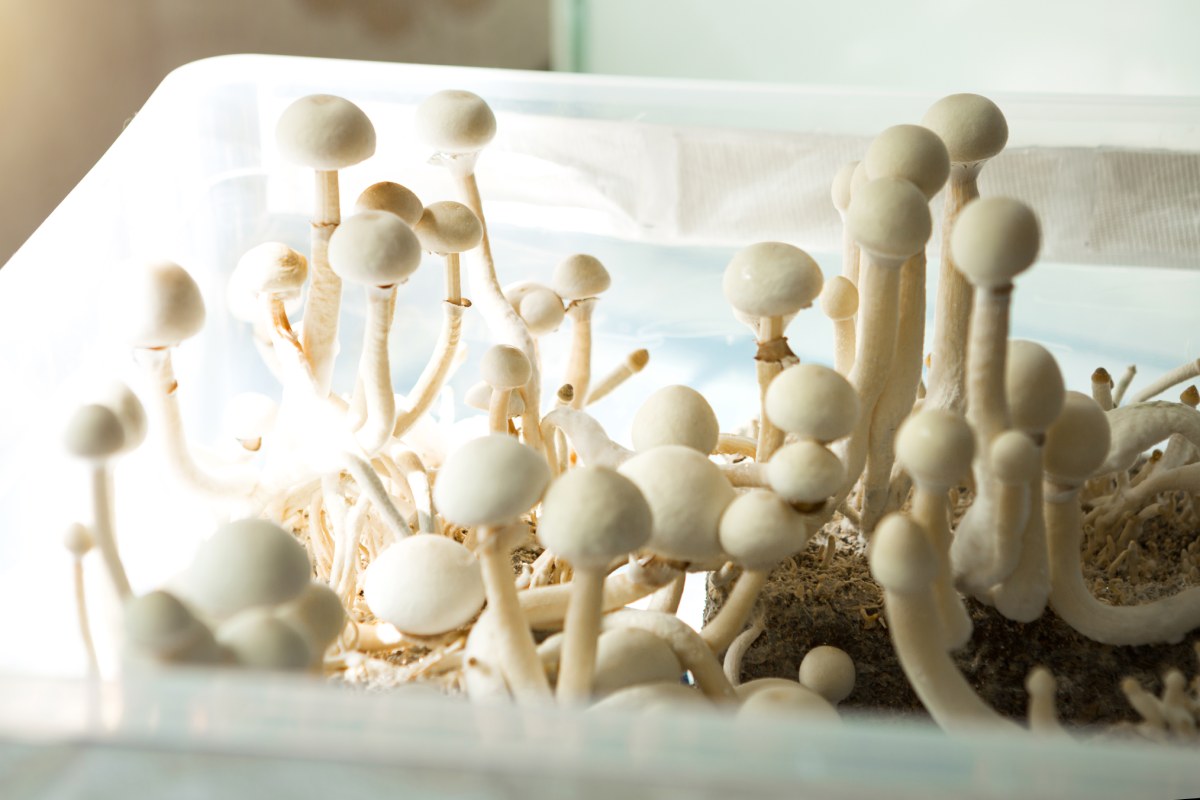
[553,254,611,410]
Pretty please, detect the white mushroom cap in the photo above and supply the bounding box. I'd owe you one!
[737,684,841,723]
[517,287,566,335]
[182,519,312,620]
[276,94,376,170]
[222,392,278,443]
[766,441,845,505]
[895,408,975,488]
[552,254,611,301]
[589,681,708,714]
[718,489,805,570]
[846,177,933,262]
[123,590,207,658]
[121,260,206,348]
[1043,391,1111,486]
[480,344,531,390]
[950,197,1040,288]
[537,466,652,569]
[1006,340,1065,434]
[921,93,1008,165]
[864,124,951,200]
[869,513,937,594]
[799,645,856,704]
[464,381,525,416]
[328,210,422,287]
[722,242,824,318]
[63,522,93,557]
[415,89,497,154]
[217,608,313,671]
[617,445,735,562]
[413,200,482,255]
[435,435,551,527]
[94,382,147,453]
[631,385,719,454]
[989,430,1042,486]
[355,181,423,226]
[274,582,346,654]
[363,536,485,635]
[831,160,859,214]
[590,628,683,697]
[764,364,858,443]
[850,161,871,201]
[235,242,308,299]
[64,404,125,459]
[819,276,859,321]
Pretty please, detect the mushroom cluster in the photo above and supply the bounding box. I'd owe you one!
[59,87,1200,741]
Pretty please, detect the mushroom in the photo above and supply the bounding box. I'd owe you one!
[63,522,99,675]
[920,93,1009,416]
[737,683,841,724]
[434,434,551,701]
[216,607,313,671]
[721,242,823,461]
[276,94,376,396]
[586,348,650,407]
[1091,367,1115,411]
[479,344,532,435]
[274,581,347,663]
[831,160,860,287]
[354,181,423,225]
[537,466,652,704]
[590,628,683,697]
[1025,666,1065,735]
[362,534,485,636]
[600,609,737,702]
[630,384,719,454]
[553,254,611,410]
[123,590,222,666]
[763,363,859,445]
[233,243,310,393]
[328,210,423,454]
[798,645,856,705]
[819,277,858,377]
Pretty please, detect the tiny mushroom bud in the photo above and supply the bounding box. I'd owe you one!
[799,645,856,705]
[64,522,98,674]
[65,403,132,598]
[631,384,720,454]
[355,181,423,226]
[363,535,485,636]
[820,276,859,376]
[764,363,858,444]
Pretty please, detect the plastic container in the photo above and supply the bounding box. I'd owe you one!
[1,54,1198,797]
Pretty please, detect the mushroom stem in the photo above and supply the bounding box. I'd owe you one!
[302,169,343,396]
[722,613,764,686]
[477,524,552,701]
[586,348,650,407]
[924,168,979,415]
[910,486,973,650]
[356,287,397,455]
[966,284,1013,445]
[716,434,757,459]
[1092,368,1115,411]
[1025,667,1066,735]
[992,465,1050,623]
[1112,364,1137,407]
[701,568,769,653]
[755,315,789,462]
[564,299,597,410]
[392,301,466,438]
[72,556,99,675]
[488,388,514,434]
[444,252,462,305]
[833,318,856,377]
[89,463,132,598]
[646,573,686,614]
[342,452,413,541]
[539,407,633,468]
[600,609,737,702]
[1046,487,1200,644]
[1131,357,1200,404]
[556,567,605,705]
[520,558,681,629]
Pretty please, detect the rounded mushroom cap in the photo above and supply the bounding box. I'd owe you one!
[95,382,147,453]
[517,286,566,335]
[864,124,951,200]
[617,445,735,562]
[274,582,346,653]
[63,522,93,557]
[413,200,483,255]
[764,363,858,442]
[895,409,974,488]
[1025,665,1056,696]
[989,430,1042,485]
[590,681,708,714]
[846,177,932,262]
[183,519,312,620]
[1043,391,1111,485]
[435,435,551,527]
[766,441,845,505]
[869,513,937,594]
[831,160,859,213]
[222,391,278,443]
[479,344,532,390]
[276,94,375,170]
[1006,340,1064,434]
[124,590,205,657]
[363,535,485,635]
[235,242,308,296]
[537,466,652,569]
[799,645,856,704]
[850,161,871,202]
[718,489,805,569]
[737,684,841,724]
[819,276,859,321]
[591,628,683,697]
[722,242,824,318]
[355,181,423,226]
[217,608,314,671]
[415,89,497,154]
[464,381,525,416]
[122,260,206,348]
[328,210,422,287]
[950,197,1040,288]
[64,404,125,459]
[921,93,1008,165]
[552,254,611,301]
[631,385,719,454]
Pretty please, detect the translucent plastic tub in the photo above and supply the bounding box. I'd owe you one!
[1,54,1199,797]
